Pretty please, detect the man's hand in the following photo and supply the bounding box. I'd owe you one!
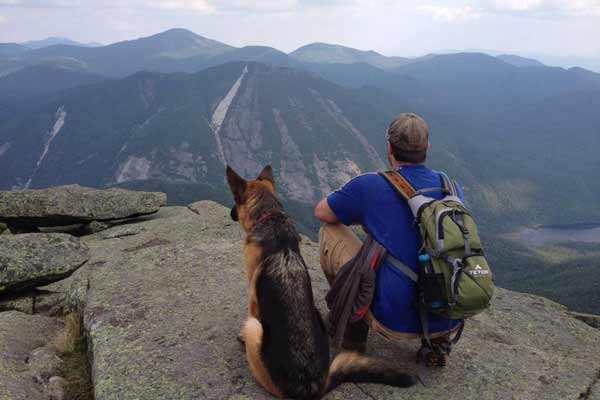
[314,198,339,224]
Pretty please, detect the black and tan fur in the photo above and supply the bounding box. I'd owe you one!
[226,165,414,399]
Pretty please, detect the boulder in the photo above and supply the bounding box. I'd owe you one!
[0,233,89,295]
[0,184,167,230]
[60,201,600,400]
[0,311,65,400]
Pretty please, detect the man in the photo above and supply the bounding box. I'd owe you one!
[314,113,462,366]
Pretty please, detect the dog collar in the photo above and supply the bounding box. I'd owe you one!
[253,211,283,230]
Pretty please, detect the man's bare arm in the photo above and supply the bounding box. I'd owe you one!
[314,198,339,224]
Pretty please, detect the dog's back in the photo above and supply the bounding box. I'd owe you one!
[253,214,330,399]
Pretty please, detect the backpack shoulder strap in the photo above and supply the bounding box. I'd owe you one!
[439,171,460,197]
[379,170,416,200]
[380,170,438,216]
[438,171,464,204]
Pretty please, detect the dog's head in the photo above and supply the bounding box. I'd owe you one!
[226,165,276,232]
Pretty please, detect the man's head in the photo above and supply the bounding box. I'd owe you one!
[386,113,429,166]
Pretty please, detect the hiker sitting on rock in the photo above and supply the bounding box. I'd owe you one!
[314,113,493,367]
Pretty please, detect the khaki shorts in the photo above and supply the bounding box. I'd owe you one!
[318,223,457,342]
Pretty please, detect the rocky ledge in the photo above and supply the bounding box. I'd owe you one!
[0,184,166,233]
[1,197,600,400]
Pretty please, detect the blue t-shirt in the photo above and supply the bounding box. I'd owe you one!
[327,164,463,334]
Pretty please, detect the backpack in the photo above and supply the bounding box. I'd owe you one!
[379,170,494,349]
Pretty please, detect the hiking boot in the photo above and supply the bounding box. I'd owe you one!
[417,344,447,368]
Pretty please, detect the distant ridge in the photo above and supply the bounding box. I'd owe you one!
[497,54,545,67]
[0,43,28,57]
[22,37,101,49]
[290,42,412,69]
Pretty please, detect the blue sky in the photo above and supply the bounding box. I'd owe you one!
[1,0,599,66]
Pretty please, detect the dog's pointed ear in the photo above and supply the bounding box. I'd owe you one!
[226,165,246,204]
[257,165,274,186]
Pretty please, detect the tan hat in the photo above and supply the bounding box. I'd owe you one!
[387,113,429,153]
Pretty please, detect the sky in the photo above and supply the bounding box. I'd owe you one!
[0,0,599,64]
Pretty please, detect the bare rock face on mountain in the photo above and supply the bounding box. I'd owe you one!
[53,201,600,400]
[0,311,65,400]
[0,63,386,211]
[0,185,166,232]
[0,233,89,295]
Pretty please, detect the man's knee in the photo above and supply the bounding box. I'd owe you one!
[319,223,338,284]
[319,223,362,283]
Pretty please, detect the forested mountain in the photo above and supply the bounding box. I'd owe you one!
[1,57,599,232]
[0,64,106,99]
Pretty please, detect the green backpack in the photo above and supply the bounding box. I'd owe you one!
[380,170,494,347]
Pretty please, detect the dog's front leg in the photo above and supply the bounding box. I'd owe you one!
[240,241,262,342]
[238,277,260,346]
[243,241,262,319]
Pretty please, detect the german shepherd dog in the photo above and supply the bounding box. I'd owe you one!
[226,165,415,399]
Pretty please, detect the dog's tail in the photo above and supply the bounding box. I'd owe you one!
[325,351,416,393]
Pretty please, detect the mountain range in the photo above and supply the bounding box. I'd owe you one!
[1,28,600,312]
[1,28,557,79]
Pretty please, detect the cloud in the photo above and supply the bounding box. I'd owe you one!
[145,0,214,12]
[0,15,4,23]
[0,0,216,12]
[483,0,600,16]
[417,1,600,20]
[418,4,481,21]
[0,0,353,13]
[212,0,299,13]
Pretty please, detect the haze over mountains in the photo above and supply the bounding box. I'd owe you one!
[1,28,600,312]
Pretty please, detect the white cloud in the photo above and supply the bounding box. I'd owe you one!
[218,0,298,11]
[417,1,600,20]
[146,0,214,12]
[0,0,350,13]
[0,15,5,23]
[484,0,600,16]
[0,0,215,11]
[418,4,481,21]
